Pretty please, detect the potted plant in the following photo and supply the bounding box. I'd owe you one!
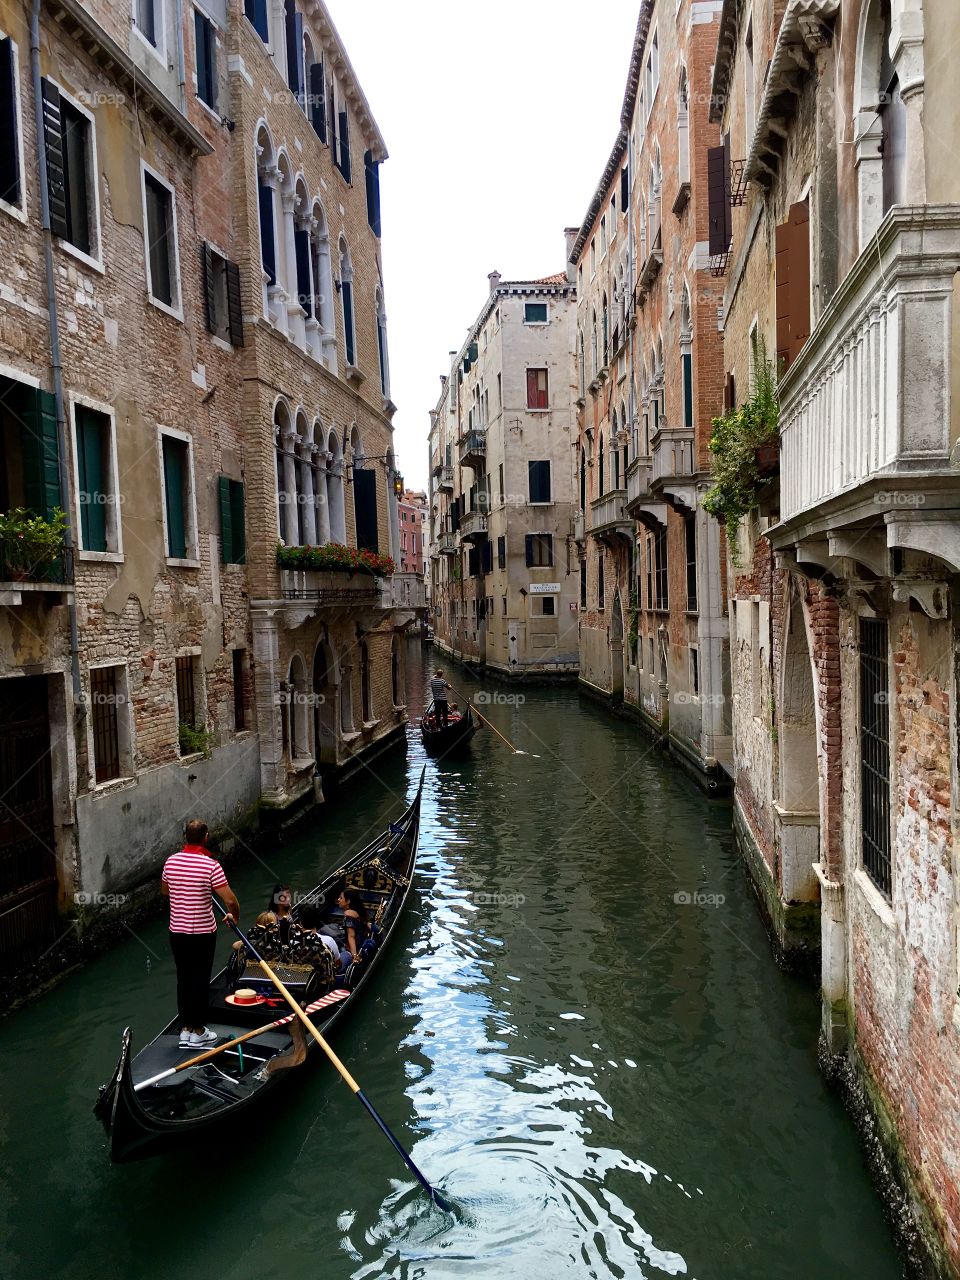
[276,541,395,578]
[0,507,67,581]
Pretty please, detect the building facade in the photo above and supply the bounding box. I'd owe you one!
[712,0,960,1269]
[428,266,579,678]
[398,488,426,575]
[571,0,731,785]
[0,0,407,977]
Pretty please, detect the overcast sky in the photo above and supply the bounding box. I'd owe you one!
[327,0,640,491]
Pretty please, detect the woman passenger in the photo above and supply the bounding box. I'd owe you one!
[337,887,371,972]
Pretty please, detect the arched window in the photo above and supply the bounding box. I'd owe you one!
[649,149,662,254]
[677,66,690,186]
[294,410,314,544]
[326,429,346,542]
[680,285,694,429]
[578,328,586,398]
[274,400,298,544]
[312,639,337,764]
[274,151,296,337]
[598,432,605,495]
[360,641,372,722]
[579,446,586,510]
[288,654,309,761]
[350,426,378,553]
[256,124,280,320]
[855,0,913,245]
[376,288,390,399]
[601,294,609,367]
[612,420,620,489]
[339,236,356,367]
[339,660,354,733]
[386,446,400,562]
[312,419,330,543]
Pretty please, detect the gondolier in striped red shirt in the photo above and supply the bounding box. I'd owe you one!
[161,819,240,1050]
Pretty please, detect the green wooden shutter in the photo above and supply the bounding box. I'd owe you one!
[682,353,694,429]
[21,388,61,519]
[231,480,246,563]
[226,260,244,346]
[76,407,107,551]
[162,437,186,558]
[218,475,233,563]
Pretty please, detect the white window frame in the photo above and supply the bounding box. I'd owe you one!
[141,159,183,319]
[174,646,209,752]
[132,0,167,66]
[68,392,124,563]
[523,300,550,326]
[192,2,222,125]
[157,425,200,567]
[85,659,135,790]
[47,77,104,273]
[528,460,552,506]
[0,30,27,224]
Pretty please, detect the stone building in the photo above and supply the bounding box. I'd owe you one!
[0,0,405,975]
[571,0,731,785]
[428,265,579,678]
[711,0,960,1269]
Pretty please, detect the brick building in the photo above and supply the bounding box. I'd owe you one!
[428,264,579,677]
[711,0,960,1269]
[398,488,426,576]
[0,0,407,976]
[570,0,731,784]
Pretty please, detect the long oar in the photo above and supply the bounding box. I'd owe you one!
[448,681,538,756]
[215,902,452,1212]
[133,987,351,1092]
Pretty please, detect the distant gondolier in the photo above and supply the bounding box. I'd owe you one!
[430,668,452,727]
[161,819,240,1050]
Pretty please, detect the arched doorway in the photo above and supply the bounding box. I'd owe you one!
[610,591,625,702]
[312,639,337,766]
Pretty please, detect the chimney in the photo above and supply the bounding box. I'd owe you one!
[564,227,580,283]
[488,270,501,294]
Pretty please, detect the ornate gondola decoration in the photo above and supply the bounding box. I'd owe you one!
[94,770,425,1163]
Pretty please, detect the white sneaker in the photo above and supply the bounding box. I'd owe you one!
[188,1028,219,1048]
[178,1030,193,1048]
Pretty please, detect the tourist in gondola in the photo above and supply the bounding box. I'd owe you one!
[161,818,240,1050]
[337,887,372,972]
[268,883,295,945]
[294,901,341,968]
[430,668,452,727]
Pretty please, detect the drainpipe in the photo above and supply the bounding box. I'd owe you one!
[173,0,187,111]
[30,0,84,717]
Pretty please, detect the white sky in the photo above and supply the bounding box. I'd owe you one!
[327,0,640,490]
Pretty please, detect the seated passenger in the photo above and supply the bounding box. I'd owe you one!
[268,884,295,946]
[232,910,282,962]
[337,887,373,972]
[293,902,341,968]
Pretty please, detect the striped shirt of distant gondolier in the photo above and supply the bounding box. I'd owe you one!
[161,846,228,933]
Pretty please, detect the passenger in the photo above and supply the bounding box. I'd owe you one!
[430,668,452,728]
[294,902,341,968]
[268,884,295,946]
[337,887,371,972]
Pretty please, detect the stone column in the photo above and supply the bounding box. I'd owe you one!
[315,451,332,544]
[282,431,299,546]
[301,440,317,546]
[252,608,283,795]
[304,216,321,360]
[283,193,304,346]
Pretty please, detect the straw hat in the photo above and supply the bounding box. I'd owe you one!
[225,987,264,1007]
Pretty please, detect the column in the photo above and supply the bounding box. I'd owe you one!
[282,192,303,345]
[314,451,331,544]
[304,216,322,360]
[282,431,299,545]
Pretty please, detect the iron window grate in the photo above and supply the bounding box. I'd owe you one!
[859,617,892,897]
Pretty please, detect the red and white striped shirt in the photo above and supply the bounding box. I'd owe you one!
[162,846,228,934]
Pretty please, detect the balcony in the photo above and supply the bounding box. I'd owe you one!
[0,551,73,607]
[278,567,388,625]
[573,510,584,543]
[433,464,454,493]
[459,510,488,542]
[459,430,486,469]
[773,208,960,579]
[438,532,457,555]
[589,488,632,545]
[651,427,696,486]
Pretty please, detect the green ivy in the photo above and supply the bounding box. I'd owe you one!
[178,723,215,759]
[703,338,780,563]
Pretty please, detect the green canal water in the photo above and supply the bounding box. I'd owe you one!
[0,642,903,1279]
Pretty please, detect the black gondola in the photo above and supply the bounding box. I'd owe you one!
[94,771,425,1163]
[420,700,476,756]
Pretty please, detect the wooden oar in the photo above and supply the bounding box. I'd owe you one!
[447,681,538,756]
[215,902,453,1213]
[134,988,351,1091]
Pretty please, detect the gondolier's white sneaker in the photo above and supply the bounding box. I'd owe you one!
[178,1029,193,1048]
[188,1028,219,1048]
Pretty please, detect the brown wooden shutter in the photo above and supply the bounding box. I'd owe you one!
[201,243,215,333]
[707,145,728,256]
[40,79,68,241]
[775,200,811,371]
[226,260,244,346]
[723,371,736,411]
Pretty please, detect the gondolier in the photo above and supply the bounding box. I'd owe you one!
[161,819,240,1050]
[430,668,452,727]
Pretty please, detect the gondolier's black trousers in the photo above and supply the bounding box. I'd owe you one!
[169,931,217,1028]
[435,698,449,727]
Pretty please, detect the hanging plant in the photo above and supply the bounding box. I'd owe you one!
[702,338,780,563]
[0,507,67,580]
[276,542,395,578]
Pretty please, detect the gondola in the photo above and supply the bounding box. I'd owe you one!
[94,770,425,1162]
[419,700,476,757]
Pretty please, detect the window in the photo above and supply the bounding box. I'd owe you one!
[598,553,605,608]
[707,135,733,259]
[308,53,326,141]
[334,95,351,181]
[244,0,269,42]
[539,595,556,617]
[860,617,892,897]
[524,302,548,324]
[525,534,553,568]
[201,244,243,345]
[653,525,668,610]
[498,462,504,505]
[365,150,381,235]
[376,290,389,398]
[360,643,372,722]
[590,238,596,276]
[620,163,629,211]
[232,649,247,731]
[339,238,355,366]
[73,404,121,556]
[176,654,201,737]
[502,595,507,615]
[284,0,304,101]
[528,460,551,503]
[135,0,161,49]
[685,515,697,611]
[142,166,181,314]
[0,36,22,213]
[744,16,755,146]
[160,430,197,562]
[579,559,587,609]
[600,214,607,256]
[526,368,549,410]
[218,476,245,564]
[41,80,98,260]
[677,67,690,189]
[775,202,811,371]
[690,647,700,698]
[90,665,125,784]
[194,8,217,110]
[497,535,506,570]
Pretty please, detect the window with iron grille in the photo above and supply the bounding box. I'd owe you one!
[176,655,198,730]
[232,649,246,732]
[685,515,697,611]
[859,617,892,897]
[580,558,587,609]
[598,553,605,609]
[653,525,668,610]
[90,665,122,784]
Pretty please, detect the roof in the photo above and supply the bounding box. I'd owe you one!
[710,0,742,123]
[531,273,568,284]
[304,0,388,162]
[569,1,655,264]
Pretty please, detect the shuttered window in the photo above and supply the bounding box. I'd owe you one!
[258,178,276,285]
[341,278,355,365]
[365,150,381,236]
[707,142,732,258]
[201,243,243,345]
[525,534,553,567]
[526,368,549,410]
[682,351,694,428]
[528,460,551,503]
[352,467,378,552]
[309,60,327,141]
[161,435,190,560]
[194,10,216,111]
[90,666,122,784]
[497,535,506,570]
[482,540,493,573]
[75,407,109,553]
[723,371,737,412]
[244,0,269,43]
[0,37,20,208]
[284,0,304,100]
[524,303,548,324]
[336,109,351,181]
[42,81,94,256]
[18,386,60,522]
[775,200,811,371]
[143,170,178,309]
[218,476,245,564]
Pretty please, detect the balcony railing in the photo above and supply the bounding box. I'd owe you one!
[434,464,453,492]
[280,568,382,605]
[573,510,584,542]
[651,427,696,485]
[0,549,72,603]
[460,510,488,541]
[385,572,427,610]
[589,488,631,538]
[438,532,457,554]
[459,430,486,468]
[778,207,960,526]
[625,456,654,513]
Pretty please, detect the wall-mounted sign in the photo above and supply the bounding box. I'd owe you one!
[529,583,560,594]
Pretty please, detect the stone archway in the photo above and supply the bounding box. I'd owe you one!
[776,584,820,907]
[312,638,337,766]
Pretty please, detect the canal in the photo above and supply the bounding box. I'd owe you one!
[0,641,903,1279]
